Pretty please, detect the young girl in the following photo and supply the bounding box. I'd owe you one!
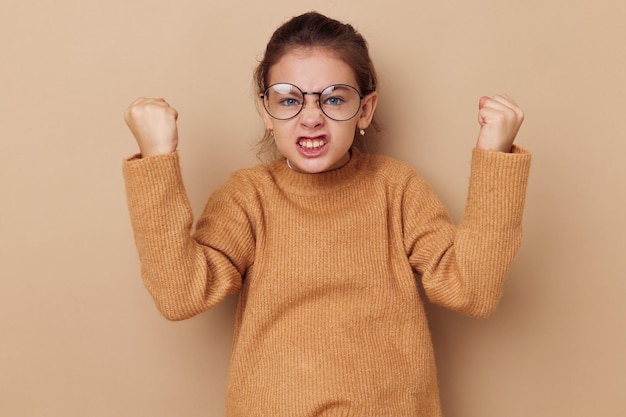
[123,11,530,417]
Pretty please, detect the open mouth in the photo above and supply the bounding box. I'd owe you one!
[298,138,326,149]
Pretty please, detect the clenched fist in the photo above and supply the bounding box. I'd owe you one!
[124,98,179,157]
[476,95,524,153]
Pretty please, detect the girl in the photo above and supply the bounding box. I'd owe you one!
[123,11,530,417]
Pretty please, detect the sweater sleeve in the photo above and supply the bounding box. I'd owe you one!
[122,152,253,320]
[405,146,531,317]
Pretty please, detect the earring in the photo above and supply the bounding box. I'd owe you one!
[269,130,274,137]
[359,129,365,136]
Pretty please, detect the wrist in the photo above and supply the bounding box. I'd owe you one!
[475,137,513,153]
[475,144,512,153]
[139,143,177,158]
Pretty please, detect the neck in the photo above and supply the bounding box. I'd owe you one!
[285,152,352,173]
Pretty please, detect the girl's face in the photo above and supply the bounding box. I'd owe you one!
[262,48,377,174]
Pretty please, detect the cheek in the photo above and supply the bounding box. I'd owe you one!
[339,120,359,136]
[278,117,299,129]
[272,123,294,143]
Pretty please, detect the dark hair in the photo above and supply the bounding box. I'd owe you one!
[253,12,379,159]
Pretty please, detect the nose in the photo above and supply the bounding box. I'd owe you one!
[299,95,324,127]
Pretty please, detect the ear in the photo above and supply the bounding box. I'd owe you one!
[357,91,378,130]
[260,96,274,131]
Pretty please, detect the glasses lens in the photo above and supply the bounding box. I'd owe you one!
[263,84,303,120]
[320,85,361,121]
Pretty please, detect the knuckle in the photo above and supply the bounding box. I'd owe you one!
[503,106,519,120]
[124,104,141,122]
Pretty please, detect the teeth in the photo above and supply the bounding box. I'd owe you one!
[299,139,325,149]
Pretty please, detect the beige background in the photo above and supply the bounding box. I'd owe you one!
[1,0,624,416]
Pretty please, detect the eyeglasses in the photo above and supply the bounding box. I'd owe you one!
[261,83,363,121]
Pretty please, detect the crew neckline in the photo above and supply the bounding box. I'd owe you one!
[269,148,366,196]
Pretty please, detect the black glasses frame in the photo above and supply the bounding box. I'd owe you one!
[261,83,364,121]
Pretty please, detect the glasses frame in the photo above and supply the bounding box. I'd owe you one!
[261,83,364,122]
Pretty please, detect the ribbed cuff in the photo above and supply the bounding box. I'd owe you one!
[462,146,532,230]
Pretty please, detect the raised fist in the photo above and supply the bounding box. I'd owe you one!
[476,95,524,153]
[124,97,179,157]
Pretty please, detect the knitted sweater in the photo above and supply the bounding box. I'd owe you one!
[123,146,531,417]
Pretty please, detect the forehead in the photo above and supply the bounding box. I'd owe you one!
[268,47,358,90]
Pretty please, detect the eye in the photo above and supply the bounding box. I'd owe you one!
[280,97,302,107]
[324,96,344,106]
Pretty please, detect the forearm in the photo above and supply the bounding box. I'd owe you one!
[123,152,241,320]
[419,147,531,317]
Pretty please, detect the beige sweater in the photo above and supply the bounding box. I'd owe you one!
[123,146,531,416]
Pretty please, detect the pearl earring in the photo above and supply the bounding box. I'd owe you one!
[359,129,366,136]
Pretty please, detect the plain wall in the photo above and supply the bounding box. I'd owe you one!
[1,0,624,416]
